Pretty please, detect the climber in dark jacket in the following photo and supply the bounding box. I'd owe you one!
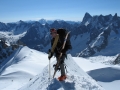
[48,28,72,81]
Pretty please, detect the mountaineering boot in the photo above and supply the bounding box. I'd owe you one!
[58,75,67,81]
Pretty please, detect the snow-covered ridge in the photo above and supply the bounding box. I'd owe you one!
[19,54,104,90]
[0,46,53,90]
[0,46,120,90]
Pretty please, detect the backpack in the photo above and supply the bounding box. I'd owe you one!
[57,28,72,49]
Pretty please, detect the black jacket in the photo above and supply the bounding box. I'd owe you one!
[51,35,72,56]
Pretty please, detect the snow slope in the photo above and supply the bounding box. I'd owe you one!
[0,46,54,90]
[70,33,90,56]
[0,46,120,90]
[73,56,120,90]
[19,54,104,90]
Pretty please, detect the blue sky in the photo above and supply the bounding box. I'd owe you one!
[0,0,120,23]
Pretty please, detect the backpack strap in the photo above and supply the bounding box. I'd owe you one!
[51,34,59,53]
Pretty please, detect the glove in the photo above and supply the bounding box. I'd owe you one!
[48,51,53,60]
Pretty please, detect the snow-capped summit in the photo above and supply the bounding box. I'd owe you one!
[75,13,120,57]
[81,12,92,25]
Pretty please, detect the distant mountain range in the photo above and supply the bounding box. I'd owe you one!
[77,13,120,57]
[0,13,120,57]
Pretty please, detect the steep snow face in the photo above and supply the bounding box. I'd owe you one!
[19,54,104,90]
[91,32,104,48]
[0,46,50,75]
[78,26,120,57]
[0,46,54,90]
[70,33,90,56]
[94,29,120,56]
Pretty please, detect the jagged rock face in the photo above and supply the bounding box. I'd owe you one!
[0,15,120,57]
[0,39,13,63]
[0,20,79,53]
[20,22,51,50]
[114,54,120,64]
[0,20,31,35]
[78,27,112,57]
[77,13,120,57]
[20,21,78,51]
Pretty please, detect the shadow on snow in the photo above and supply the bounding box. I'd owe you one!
[88,67,120,82]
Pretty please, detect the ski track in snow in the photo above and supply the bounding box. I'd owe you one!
[19,54,104,90]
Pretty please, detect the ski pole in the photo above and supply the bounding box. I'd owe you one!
[49,60,51,80]
[48,60,51,81]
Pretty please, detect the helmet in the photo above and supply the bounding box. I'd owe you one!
[50,28,57,33]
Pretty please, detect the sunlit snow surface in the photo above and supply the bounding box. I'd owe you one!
[0,46,120,90]
[19,54,104,90]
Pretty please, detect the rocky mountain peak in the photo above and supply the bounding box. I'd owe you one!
[82,12,92,25]
[84,12,92,19]
[112,13,118,21]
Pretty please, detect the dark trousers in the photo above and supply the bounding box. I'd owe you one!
[56,54,66,76]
